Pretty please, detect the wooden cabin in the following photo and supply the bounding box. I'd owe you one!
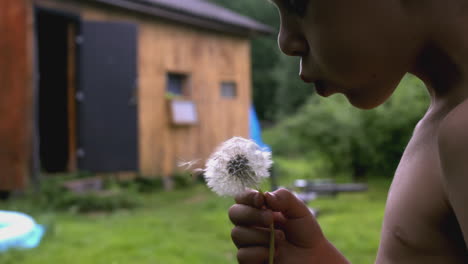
[0,0,272,191]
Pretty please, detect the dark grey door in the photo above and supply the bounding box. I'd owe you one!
[78,21,138,172]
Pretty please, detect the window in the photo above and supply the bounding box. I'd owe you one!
[221,82,237,98]
[166,73,188,96]
[166,73,196,125]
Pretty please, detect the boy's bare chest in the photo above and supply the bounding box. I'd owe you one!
[377,131,467,263]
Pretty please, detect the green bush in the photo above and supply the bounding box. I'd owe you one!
[118,177,164,193]
[54,190,141,213]
[172,171,195,189]
[264,75,430,179]
[32,175,141,213]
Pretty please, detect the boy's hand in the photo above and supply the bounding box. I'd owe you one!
[229,188,350,264]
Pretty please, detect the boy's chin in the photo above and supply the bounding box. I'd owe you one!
[344,90,392,110]
[343,80,399,110]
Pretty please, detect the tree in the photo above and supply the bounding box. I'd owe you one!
[209,0,312,121]
[264,75,430,179]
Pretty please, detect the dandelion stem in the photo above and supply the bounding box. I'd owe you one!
[259,189,275,264]
[269,222,275,264]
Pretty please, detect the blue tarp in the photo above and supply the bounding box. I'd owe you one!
[0,211,45,252]
[249,106,271,152]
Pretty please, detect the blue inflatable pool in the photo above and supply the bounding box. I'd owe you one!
[0,211,45,252]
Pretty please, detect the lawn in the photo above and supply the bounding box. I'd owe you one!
[0,173,390,264]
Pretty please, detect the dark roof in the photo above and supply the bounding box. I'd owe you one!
[92,0,275,36]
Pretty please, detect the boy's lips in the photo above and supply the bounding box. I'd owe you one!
[300,74,335,97]
[300,74,314,83]
[314,80,331,97]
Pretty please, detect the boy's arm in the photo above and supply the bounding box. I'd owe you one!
[438,100,468,245]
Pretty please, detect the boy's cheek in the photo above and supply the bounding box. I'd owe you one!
[312,37,401,87]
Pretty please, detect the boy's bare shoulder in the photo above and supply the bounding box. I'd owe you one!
[438,98,468,154]
[437,98,468,243]
[438,98,468,178]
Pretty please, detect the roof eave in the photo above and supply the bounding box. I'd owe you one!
[92,0,275,37]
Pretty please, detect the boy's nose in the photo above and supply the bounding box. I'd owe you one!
[278,29,309,57]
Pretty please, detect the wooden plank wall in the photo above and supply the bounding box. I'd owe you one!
[137,20,251,177]
[0,0,33,190]
[35,0,252,177]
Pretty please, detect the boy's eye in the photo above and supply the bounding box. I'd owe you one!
[284,0,309,17]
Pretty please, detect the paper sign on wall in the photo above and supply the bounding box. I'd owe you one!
[170,100,198,125]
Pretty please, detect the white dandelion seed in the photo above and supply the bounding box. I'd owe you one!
[204,137,273,197]
[177,158,201,170]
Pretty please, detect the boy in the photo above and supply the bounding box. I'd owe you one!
[228,0,468,263]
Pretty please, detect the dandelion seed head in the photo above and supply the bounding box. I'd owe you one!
[204,137,273,196]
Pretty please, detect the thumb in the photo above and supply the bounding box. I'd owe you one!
[264,188,311,219]
[264,188,324,248]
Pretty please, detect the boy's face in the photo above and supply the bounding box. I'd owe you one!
[272,0,417,109]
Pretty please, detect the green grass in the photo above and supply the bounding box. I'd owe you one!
[273,156,335,186]
[0,185,237,264]
[0,175,391,264]
[313,178,389,263]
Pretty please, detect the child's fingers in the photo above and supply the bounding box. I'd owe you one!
[231,226,270,248]
[273,211,288,229]
[229,204,273,227]
[232,225,287,248]
[237,247,269,264]
[234,189,264,209]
